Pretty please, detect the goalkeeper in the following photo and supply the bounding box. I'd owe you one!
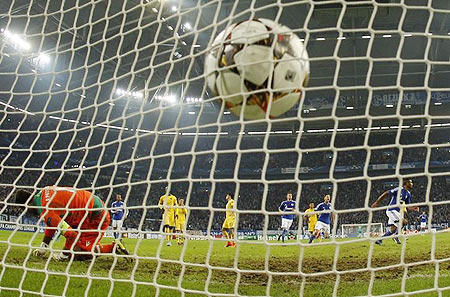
[14,186,131,261]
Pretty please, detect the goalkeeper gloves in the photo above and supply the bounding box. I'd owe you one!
[51,251,69,261]
[32,242,49,257]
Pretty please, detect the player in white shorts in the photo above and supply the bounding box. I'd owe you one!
[309,195,333,244]
[277,191,296,243]
[418,211,428,233]
[111,194,127,240]
[372,179,418,244]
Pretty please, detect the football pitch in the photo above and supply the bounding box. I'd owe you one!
[0,231,449,297]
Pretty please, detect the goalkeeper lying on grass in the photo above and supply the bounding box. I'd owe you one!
[14,186,131,261]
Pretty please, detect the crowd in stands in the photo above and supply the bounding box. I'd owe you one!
[1,166,449,232]
[0,116,449,233]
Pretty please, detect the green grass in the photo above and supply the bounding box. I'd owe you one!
[0,231,450,297]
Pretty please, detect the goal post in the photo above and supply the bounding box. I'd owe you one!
[341,223,383,238]
[0,0,449,297]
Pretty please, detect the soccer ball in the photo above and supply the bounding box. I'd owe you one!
[205,18,310,120]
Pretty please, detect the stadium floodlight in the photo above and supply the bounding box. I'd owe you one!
[116,88,144,99]
[133,91,144,99]
[171,5,177,12]
[346,106,354,110]
[3,29,31,51]
[184,22,192,30]
[186,97,202,103]
[37,53,51,66]
[166,95,176,103]
[155,94,177,104]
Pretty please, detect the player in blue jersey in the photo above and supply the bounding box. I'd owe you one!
[111,194,127,240]
[371,179,419,244]
[277,191,296,243]
[308,194,333,244]
[418,211,428,233]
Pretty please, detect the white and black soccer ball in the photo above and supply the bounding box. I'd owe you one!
[205,18,310,120]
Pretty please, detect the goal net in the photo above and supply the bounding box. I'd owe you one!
[1,0,450,296]
[341,223,383,238]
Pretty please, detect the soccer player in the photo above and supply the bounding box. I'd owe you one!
[222,193,236,247]
[371,179,419,245]
[175,198,188,245]
[304,202,317,239]
[308,195,333,244]
[158,189,177,246]
[14,186,130,261]
[277,191,296,243]
[357,225,363,238]
[418,211,428,233]
[111,194,127,241]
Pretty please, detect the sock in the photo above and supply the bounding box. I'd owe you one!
[97,243,114,253]
[113,232,118,240]
[308,235,316,244]
[392,228,401,243]
[165,227,171,241]
[281,229,287,242]
[382,229,393,237]
[222,230,229,239]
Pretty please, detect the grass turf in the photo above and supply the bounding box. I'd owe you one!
[0,230,449,297]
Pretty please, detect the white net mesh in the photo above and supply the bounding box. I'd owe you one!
[0,0,450,296]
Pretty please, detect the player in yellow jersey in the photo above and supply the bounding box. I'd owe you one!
[175,198,188,245]
[158,189,178,246]
[222,193,236,247]
[304,202,317,239]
